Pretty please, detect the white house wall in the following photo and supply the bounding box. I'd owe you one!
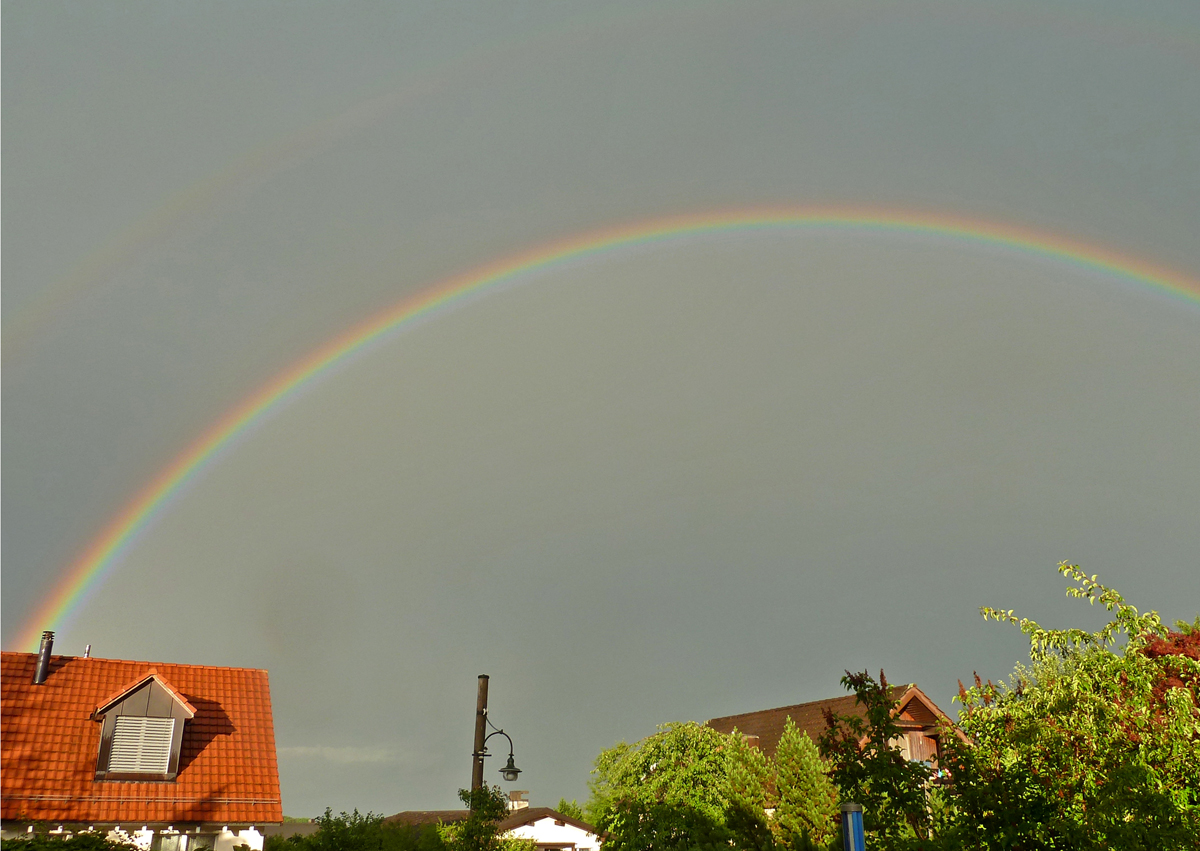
[505,818,601,851]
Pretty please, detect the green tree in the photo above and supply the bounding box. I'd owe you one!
[438,787,534,851]
[265,809,445,851]
[587,721,764,851]
[818,670,933,848]
[587,722,733,826]
[263,808,452,851]
[941,563,1200,850]
[305,809,387,851]
[773,719,837,848]
[725,731,775,851]
[554,799,584,821]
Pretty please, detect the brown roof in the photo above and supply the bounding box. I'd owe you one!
[498,807,599,835]
[385,810,471,827]
[1,651,283,825]
[706,685,911,758]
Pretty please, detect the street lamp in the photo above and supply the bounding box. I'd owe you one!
[840,803,865,851]
[471,675,522,791]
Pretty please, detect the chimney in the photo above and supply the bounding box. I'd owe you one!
[34,631,54,685]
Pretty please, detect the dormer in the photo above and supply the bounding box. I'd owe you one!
[889,685,967,766]
[93,672,196,781]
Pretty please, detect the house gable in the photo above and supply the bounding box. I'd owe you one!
[888,685,966,764]
[499,808,603,851]
[93,674,196,781]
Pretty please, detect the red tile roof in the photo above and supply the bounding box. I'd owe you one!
[706,685,911,758]
[1,652,282,825]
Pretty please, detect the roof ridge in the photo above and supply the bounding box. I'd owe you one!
[498,806,599,833]
[95,671,199,719]
[0,651,269,673]
[707,683,914,724]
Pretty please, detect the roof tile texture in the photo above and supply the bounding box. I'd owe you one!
[1,652,282,825]
[706,686,910,758]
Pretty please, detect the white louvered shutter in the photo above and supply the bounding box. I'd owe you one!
[109,716,176,773]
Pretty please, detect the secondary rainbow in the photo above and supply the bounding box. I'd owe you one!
[17,205,1200,650]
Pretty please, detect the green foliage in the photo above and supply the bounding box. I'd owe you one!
[554,799,584,821]
[599,801,737,851]
[588,722,734,827]
[726,731,771,813]
[587,721,779,851]
[437,786,532,851]
[940,563,1200,850]
[587,720,844,851]
[1,835,135,851]
[1176,615,1200,635]
[307,809,387,851]
[267,793,528,851]
[773,720,837,848]
[818,670,933,847]
[265,808,445,851]
[579,563,1198,849]
[725,732,775,851]
[265,789,522,851]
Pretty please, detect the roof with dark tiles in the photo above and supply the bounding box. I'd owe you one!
[706,685,915,757]
[498,806,600,835]
[1,651,282,825]
[384,810,471,827]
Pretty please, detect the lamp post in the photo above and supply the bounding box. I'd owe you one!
[840,803,866,851]
[470,675,522,793]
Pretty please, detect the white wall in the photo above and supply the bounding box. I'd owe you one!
[212,825,265,851]
[505,818,601,851]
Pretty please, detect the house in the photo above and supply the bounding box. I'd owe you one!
[385,805,603,851]
[500,807,603,851]
[1,632,282,850]
[706,683,958,767]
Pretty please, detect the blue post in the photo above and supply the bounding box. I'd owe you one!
[840,802,865,851]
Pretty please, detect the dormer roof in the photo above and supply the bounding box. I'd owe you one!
[94,670,197,718]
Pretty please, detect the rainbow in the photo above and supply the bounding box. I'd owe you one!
[16,205,1200,650]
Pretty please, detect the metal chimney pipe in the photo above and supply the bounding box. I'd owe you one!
[34,631,55,685]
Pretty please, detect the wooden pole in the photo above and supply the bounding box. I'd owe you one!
[471,675,490,794]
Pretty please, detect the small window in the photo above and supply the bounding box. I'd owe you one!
[109,716,176,774]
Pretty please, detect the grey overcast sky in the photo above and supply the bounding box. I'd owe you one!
[4,0,1199,818]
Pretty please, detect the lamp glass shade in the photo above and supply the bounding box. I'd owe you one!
[499,755,521,781]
